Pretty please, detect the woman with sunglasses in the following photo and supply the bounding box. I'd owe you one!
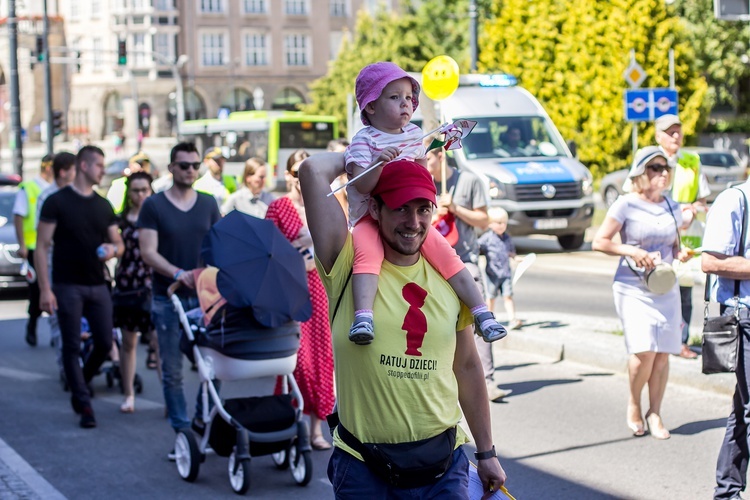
[593,146,691,440]
[113,171,155,413]
[265,149,335,451]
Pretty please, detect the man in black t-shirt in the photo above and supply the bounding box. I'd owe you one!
[36,145,124,429]
[139,142,220,444]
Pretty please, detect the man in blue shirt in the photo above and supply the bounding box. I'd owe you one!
[703,179,750,500]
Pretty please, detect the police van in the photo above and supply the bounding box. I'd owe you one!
[412,73,594,250]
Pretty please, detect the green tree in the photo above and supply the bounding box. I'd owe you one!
[671,0,750,114]
[480,0,709,178]
[304,1,477,131]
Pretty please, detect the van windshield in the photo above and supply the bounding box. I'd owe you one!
[458,116,567,160]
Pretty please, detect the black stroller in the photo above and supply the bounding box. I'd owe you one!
[169,211,314,495]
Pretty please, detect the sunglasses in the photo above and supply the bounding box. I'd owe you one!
[174,161,201,171]
[290,168,300,178]
[646,163,670,173]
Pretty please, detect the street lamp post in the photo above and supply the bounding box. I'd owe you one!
[174,54,188,139]
[469,0,478,72]
[138,51,187,138]
[8,0,23,177]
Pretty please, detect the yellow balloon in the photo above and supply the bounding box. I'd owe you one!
[421,56,460,101]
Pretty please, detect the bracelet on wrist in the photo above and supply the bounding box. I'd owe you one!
[474,445,497,461]
[173,269,185,280]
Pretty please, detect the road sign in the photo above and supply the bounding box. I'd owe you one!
[623,60,646,88]
[624,88,679,122]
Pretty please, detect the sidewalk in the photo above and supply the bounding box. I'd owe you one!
[494,311,736,396]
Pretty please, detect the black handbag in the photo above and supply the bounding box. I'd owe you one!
[702,188,747,375]
[112,287,152,312]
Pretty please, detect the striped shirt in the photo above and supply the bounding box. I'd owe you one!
[344,123,426,225]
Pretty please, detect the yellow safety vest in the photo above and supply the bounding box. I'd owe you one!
[671,151,701,204]
[108,176,128,214]
[223,174,238,194]
[18,179,42,250]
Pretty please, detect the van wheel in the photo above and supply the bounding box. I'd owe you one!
[557,233,585,250]
[603,186,620,208]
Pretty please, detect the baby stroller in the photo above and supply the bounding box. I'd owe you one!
[60,318,143,396]
[169,211,313,495]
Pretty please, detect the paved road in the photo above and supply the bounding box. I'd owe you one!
[0,246,730,499]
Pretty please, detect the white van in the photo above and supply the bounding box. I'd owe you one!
[412,73,595,250]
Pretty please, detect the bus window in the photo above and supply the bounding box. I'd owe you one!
[278,121,335,149]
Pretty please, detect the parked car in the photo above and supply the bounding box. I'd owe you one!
[0,186,27,289]
[0,173,21,186]
[599,147,747,208]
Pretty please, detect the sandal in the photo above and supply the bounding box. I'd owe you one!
[146,348,158,370]
[311,435,332,451]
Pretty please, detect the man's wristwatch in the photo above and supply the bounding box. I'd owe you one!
[474,446,497,460]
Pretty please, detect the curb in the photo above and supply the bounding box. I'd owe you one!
[494,312,736,397]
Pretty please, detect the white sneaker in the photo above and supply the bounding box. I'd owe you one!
[487,387,513,402]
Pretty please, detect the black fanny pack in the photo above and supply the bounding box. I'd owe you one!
[337,422,457,489]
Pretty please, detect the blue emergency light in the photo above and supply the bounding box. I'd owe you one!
[477,74,518,87]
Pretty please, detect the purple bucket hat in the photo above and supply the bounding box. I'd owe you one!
[356,62,420,126]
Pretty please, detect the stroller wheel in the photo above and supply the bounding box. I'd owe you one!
[228,450,251,495]
[133,374,143,394]
[175,430,200,482]
[271,448,289,470]
[289,439,313,486]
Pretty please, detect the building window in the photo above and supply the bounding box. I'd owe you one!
[330,0,346,16]
[154,33,173,62]
[272,87,305,111]
[155,0,175,9]
[200,0,224,13]
[201,33,226,66]
[133,33,147,66]
[244,33,268,66]
[133,0,149,9]
[285,0,307,15]
[243,0,266,13]
[222,88,253,112]
[329,31,344,60]
[70,0,80,20]
[284,34,309,67]
[93,38,103,68]
[91,0,101,18]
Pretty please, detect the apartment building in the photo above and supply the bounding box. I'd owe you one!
[0,0,403,146]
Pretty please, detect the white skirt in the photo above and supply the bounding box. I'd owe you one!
[613,281,682,355]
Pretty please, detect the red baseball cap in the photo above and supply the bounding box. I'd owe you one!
[372,160,436,209]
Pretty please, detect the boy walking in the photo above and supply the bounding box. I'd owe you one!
[478,208,522,330]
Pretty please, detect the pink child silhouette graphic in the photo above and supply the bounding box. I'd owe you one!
[402,282,428,356]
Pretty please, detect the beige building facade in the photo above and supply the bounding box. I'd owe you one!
[0,0,401,148]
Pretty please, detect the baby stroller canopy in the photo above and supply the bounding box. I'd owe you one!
[202,210,312,327]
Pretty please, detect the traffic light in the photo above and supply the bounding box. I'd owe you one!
[117,39,127,66]
[76,51,81,73]
[52,110,64,136]
[35,36,44,62]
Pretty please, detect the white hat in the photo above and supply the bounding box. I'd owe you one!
[628,146,669,178]
[654,114,681,133]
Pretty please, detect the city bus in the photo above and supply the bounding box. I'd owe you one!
[179,111,338,191]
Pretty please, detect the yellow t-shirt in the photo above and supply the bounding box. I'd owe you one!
[317,233,473,459]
